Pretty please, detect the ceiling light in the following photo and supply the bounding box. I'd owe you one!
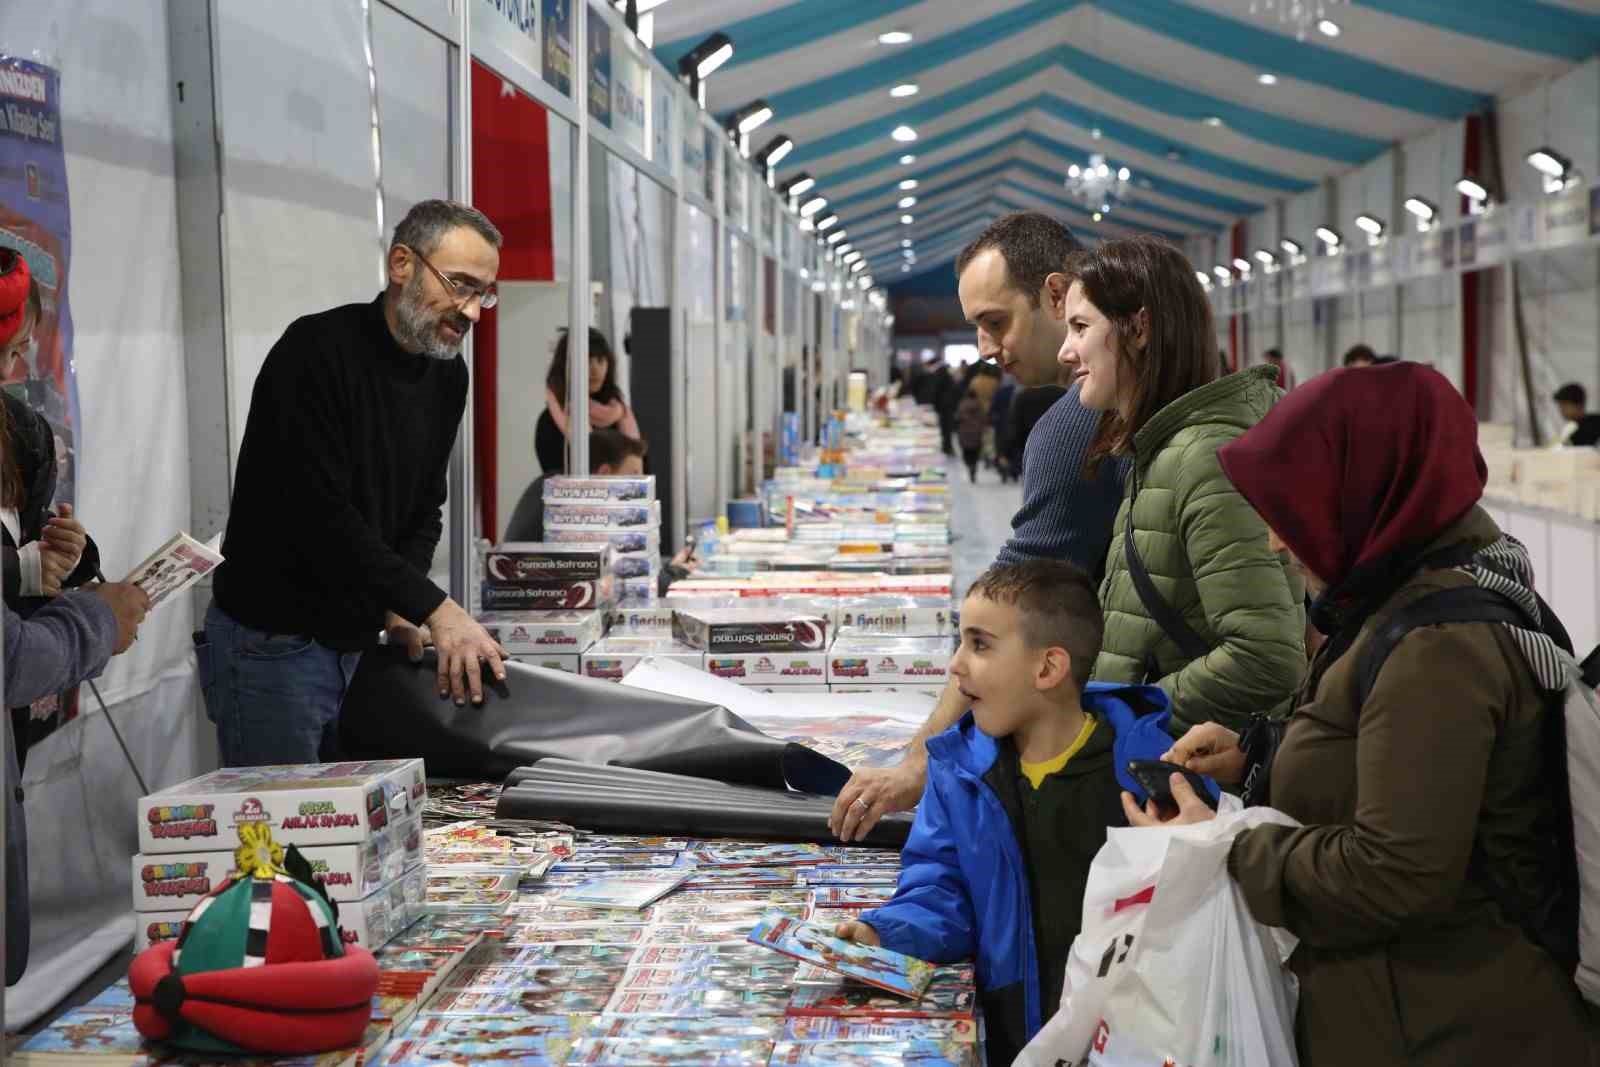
[799,195,828,218]
[1203,115,1225,128]
[1091,127,1102,140]
[1280,238,1303,257]
[1067,163,1081,178]
[1118,167,1131,182]
[1258,72,1278,85]
[901,239,913,248]
[900,214,914,225]
[755,134,794,168]
[677,32,734,86]
[897,196,917,209]
[1232,257,1252,273]
[902,248,915,257]
[1092,211,1103,222]
[826,230,847,245]
[842,251,862,263]
[898,179,918,191]
[851,260,867,273]
[899,154,917,165]
[1195,271,1211,287]
[1254,248,1276,266]
[890,83,919,98]
[1527,147,1571,180]
[730,99,773,136]
[1456,177,1490,202]
[878,29,913,45]
[1315,226,1342,248]
[835,243,853,254]
[1317,18,1341,37]
[780,173,815,197]
[891,125,918,143]
[815,213,839,231]
[1213,265,1232,279]
[1354,213,1386,238]
[1404,196,1437,224]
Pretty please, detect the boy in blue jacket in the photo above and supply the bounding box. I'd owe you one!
[835,560,1201,1064]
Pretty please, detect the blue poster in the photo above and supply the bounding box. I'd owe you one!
[542,0,572,96]
[588,14,612,127]
[0,55,79,506]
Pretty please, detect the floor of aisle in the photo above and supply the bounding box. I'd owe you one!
[947,457,1023,594]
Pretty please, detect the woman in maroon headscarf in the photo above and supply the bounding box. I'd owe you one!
[1122,361,1593,1065]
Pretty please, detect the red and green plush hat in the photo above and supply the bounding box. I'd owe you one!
[129,824,378,1056]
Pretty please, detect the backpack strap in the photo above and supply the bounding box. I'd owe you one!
[1353,585,1540,708]
[1122,503,1211,683]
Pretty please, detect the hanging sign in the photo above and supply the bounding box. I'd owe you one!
[474,0,541,83]
[1539,186,1588,249]
[610,37,647,153]
[651,67,673,165]
[681,98,706,195]
[587,12,611,126]
[541,0,572,96]
[1459,213,1507,268]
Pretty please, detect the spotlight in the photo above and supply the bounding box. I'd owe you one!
[1213,265,1232,279]
[898,179,918,191]
[900,214,914,225]
[826,230,847,245]
[755,133,793,168]
[1195,271,1212,287]
[898,196,917,209]
[1456,177,1490,202]
[1118,167,1131,182]
[1354,213,1386,239]
[891,125,918,143]
[1315,226,1342,249]
[901,239,913,248]
[1527,147,1575,192]
[899,154,917,165]
[1404,196,1437,228]
[1317,18,1340,36]
[1232,257,1252,273]
[843,250,862,264]
[676,32,733,101]
[1280,238,1303,257]
[890,83,919,98]
[878,29,913,45]
[799,195,827,218]
[780,173,816,198]
[728,99,773,137]
[1254,248,1276,266]
[815,213,839,231]
[851,260,867,273]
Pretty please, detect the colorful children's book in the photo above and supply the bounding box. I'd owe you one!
[555,870,691,910]
[123,531,223,611]
[688,842,827,867]
[585,1016,781,1042]
[766,1040,977,1066]
[565,1036,774,1065]
[747,911,934,999]
[780,1017,981,1044]
[785,982,977,1020]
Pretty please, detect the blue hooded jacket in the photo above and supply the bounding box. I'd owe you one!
[859,682,1213,1062]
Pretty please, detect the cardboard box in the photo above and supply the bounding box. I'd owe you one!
[132,814,424,910]
[545,528,660,554]
[617,577,659,603]
[605,604,679,636]
[543,501,660,530]
[138,759,425,856]
[672,609,829,652]
[484,543,613,584]
[542,475,655,502]
[581,638,704,681]
[511,653,581,674]
[704,651,828,685]
[827,636,954,684]
[479,610,605,653]
[611,553,660,580]
[836,596,954,636]
[479,575,613,611]
[135,865,427,952]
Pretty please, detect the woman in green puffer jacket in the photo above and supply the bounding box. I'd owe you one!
[1058,236,1304,734]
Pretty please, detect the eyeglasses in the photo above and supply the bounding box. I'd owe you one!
[402,244,498,309]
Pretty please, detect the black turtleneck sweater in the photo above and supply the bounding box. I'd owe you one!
[214,296,467,650]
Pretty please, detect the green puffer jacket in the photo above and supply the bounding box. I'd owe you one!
[1091,366,1305,734]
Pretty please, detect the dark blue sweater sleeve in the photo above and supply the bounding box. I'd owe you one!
[995,385,1127,573]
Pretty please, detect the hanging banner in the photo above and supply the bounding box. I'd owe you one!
[587,11,612,127]
[651,69,673,166]
[0,55,80,506]
[474,0,541,84]
[611,38,647,154]
[681,98,706,196]
[541,0,572,96]
[1539,186,1588,249]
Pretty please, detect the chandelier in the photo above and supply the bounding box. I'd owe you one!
[1247,0,1349,41]
[1064,154,1131,219]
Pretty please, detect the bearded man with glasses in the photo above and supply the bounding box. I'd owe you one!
[201,199,508,767]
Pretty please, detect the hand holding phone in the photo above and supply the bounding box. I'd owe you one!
[1126,760,1219,813]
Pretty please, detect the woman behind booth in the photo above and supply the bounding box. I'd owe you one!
[535,328,639,475]
[1057,236,1304,734]
[1130,361,1594,1065]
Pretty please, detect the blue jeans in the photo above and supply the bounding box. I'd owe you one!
[200,602,363,767]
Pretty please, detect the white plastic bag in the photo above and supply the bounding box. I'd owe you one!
[1015,800,1302,1067]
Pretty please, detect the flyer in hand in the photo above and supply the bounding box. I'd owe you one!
[746,910,934,999]
[123,530,223,609]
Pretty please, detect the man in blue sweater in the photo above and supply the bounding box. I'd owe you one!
[831,212,1126,842]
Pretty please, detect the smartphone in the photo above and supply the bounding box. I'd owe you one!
[1125,760,1218,812]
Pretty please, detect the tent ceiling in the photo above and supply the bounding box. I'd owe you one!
[653,0,1600,281]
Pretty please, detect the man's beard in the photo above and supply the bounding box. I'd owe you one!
[392,272,470,360]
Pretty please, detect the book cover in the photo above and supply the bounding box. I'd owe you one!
[767,1040,977,1066]
[123,531,223,610]
[747,911,934,999]
[556,870,691,910]
[786,981,977,1020]
[566,1036,773,1066]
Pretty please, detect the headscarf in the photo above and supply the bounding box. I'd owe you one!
[1217,362,1486,591]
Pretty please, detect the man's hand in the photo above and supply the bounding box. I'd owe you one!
[91,582,151,654]
[384,611,432,662]
[1161,722,1247,785]
[833,920,881,947]
[828,761,926,843]
[424,598,506,705]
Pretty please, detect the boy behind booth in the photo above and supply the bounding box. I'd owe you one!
[834,560,1195,1063]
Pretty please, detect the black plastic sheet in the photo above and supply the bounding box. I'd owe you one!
[498,759,912,848]
[337,648,851,793]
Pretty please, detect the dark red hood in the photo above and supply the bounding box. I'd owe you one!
[1217,362,1486,588]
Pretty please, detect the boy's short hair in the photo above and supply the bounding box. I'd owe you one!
[966,560,1103,690]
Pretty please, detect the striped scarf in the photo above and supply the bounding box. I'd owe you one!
[1458,535,1567,692]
